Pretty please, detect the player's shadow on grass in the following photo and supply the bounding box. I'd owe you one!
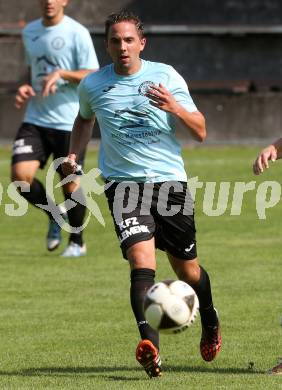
[163,365,265,374]
[0,365,265,380]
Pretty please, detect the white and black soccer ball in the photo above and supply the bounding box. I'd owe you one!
[144,280,199,334]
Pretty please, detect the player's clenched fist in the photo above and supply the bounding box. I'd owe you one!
[146,83,179,113]
[15,84,36,109]
[62,153,78,176]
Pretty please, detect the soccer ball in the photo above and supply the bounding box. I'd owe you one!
[144,280,199,334]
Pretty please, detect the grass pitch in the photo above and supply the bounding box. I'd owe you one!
[0,145,281,389]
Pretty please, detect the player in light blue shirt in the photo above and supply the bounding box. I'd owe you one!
[11,0,99,257]
[78,60,197,182]
[63,10,221,375]
[22,14,99,130]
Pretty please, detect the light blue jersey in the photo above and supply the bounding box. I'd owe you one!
[23,15,99,131]
[79,60,197,182]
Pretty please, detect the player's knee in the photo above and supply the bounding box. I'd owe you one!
[128,253,152,269]
[127,247,155,269]
[11,166,33,184]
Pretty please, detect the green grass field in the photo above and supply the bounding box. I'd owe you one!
[0,145,281,389]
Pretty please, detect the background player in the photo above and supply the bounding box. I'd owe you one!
[11,0,99,257]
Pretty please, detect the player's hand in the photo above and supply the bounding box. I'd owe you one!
[42,70,61,97]
[15,84,36,109]
[62,154,78,176]
[146,83,180,113]
[253,145,277,175]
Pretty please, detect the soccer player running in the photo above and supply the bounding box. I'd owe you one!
[63,10,221,377]
[11,0,99,257]
[253,139,282,375]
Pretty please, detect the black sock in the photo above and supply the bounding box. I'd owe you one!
[19,178,53,220]
[190,266,218,328]
[64,189,86,246]
[130,268,159,350]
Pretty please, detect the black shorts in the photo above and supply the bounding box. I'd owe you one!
[105,181,197,260]
[11,122,86,175]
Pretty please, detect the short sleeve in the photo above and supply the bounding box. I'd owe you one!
[167,66,197,113]
[75,29,99,70]
[78,79,94,119]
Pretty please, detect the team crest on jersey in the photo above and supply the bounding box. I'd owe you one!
[138,81,155,96]
[51,37,65,50]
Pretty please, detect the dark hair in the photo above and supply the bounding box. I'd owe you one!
[105,9,144,39]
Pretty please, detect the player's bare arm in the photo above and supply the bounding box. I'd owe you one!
[253,137,282,175]
[15,84,36,109]
[146,83,206,142]
[42,69,97,97]
[62,113,95,175]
